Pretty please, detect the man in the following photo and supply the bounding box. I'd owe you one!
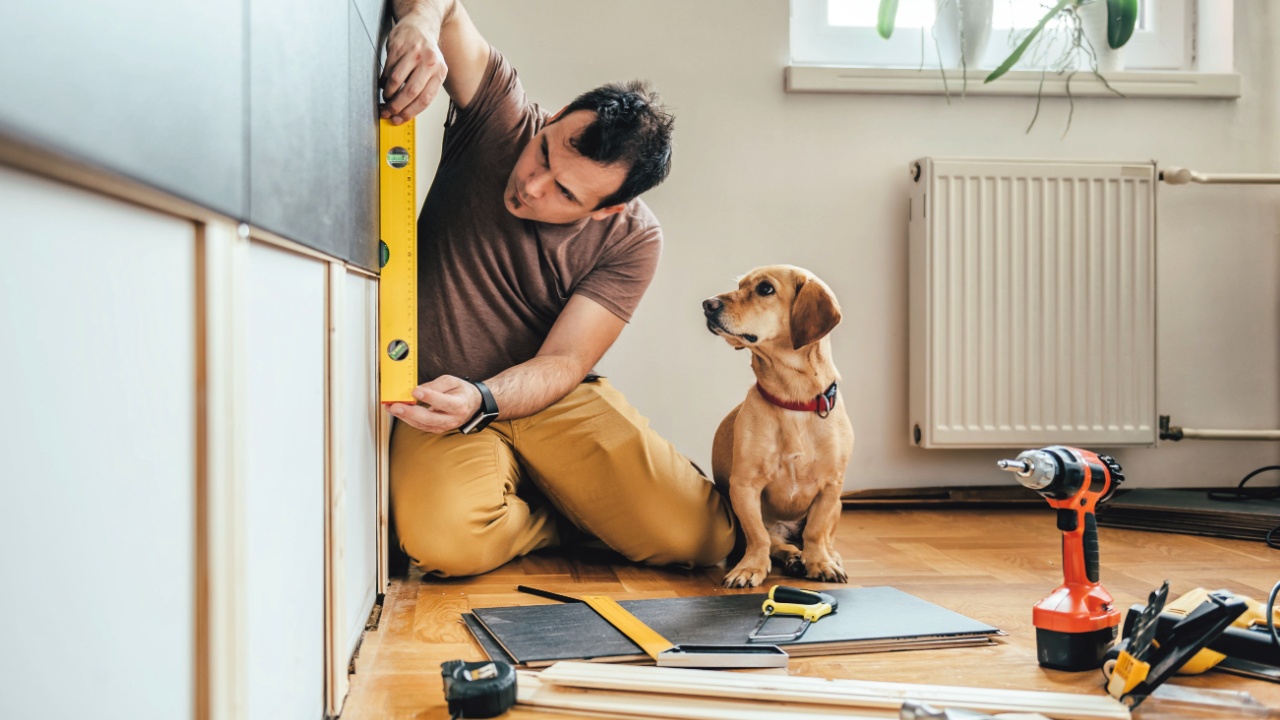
[380,0,736,577]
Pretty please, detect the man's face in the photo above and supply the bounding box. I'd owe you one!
[504,110,630,224]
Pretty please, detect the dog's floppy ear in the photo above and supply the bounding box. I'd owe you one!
[790,277,841,350]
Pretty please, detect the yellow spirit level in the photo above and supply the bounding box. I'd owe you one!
[378,118,417,404]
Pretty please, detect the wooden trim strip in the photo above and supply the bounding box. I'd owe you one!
[194,222,210,720]
[518,672,892,720]
[325,260,351,716]
[200,220,249,720]
[534,662,1130,720]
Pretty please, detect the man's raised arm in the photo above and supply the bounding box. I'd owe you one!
[381,0,491,124]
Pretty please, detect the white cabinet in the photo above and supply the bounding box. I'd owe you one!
[0,165,385,720]
[0,166,198,720]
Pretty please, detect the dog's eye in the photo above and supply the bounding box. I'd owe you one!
[755,281,775,297]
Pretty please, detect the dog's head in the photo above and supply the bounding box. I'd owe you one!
[702,265,841,351]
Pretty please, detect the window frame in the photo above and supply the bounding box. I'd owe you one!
[790,0,1188,72]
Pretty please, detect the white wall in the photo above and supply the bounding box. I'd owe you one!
[417,0,1280,490]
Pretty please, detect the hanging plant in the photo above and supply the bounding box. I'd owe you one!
[875,0,1140,134]
[1106,0,1138,48]
[878,0,900,39]
[985,0,1140,133]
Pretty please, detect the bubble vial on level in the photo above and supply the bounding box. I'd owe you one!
[387,147,410,169]
[387,340,410,361]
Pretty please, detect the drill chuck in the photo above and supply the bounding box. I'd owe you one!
[997,449,1059,491]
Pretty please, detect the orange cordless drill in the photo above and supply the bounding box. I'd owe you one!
[998,446,1125,671]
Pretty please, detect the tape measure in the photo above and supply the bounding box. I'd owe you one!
[440,659,516,718]
[378,118,418,404]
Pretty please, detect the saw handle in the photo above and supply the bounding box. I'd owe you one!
[764,586,837,622]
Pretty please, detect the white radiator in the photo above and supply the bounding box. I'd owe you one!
[908,158,1157,449]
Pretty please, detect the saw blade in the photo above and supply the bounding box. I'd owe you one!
[1127,580,1170,659]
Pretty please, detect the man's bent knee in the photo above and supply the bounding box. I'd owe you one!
[397,517,512,578]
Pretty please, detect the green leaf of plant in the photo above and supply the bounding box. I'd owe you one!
[985,0,1073,83]
[1107,0,1138,49]
[877,0,899,39]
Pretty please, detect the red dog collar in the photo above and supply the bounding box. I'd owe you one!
[756,382,838,418]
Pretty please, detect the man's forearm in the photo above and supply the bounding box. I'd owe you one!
[484,355,588,421]
[392,0,455,39]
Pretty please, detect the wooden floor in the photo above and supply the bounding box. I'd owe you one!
[342,507,1280,719]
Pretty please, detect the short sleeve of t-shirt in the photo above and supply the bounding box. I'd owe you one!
[441,47,532,159]
[571,226,663,323]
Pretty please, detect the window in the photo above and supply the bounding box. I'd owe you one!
[791,0,1188,72]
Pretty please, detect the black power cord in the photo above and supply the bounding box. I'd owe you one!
[1269,580,1280,651]
[1206,465,1280,549]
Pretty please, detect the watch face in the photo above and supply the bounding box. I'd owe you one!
[461,411,499,434]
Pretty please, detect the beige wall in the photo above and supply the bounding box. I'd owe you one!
[416,0,1280,490]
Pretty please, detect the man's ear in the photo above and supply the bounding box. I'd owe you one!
[590,204,627,221]
[790,277,842,350]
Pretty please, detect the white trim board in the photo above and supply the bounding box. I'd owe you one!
[785,67,1241,98]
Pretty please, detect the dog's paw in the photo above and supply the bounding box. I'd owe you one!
[804,559,848,583]
[781,554,807,578]
[723,561,769,588]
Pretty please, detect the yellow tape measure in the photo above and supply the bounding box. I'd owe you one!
[580,595,676,661]
[378,118,417,404]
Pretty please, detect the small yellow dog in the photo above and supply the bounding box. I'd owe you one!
[703,265,853,588]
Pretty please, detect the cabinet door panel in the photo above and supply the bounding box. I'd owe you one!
[0,166,198,720]
[244,243,327,720]
[343,272,379,657]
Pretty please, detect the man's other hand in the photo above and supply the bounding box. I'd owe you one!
[380,15,448,125]
[387,374,482,433]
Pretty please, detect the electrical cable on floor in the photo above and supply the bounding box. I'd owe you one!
[1269,580,1280,650]
[1206,465,1280,549]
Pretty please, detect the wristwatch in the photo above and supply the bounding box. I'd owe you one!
[460,378,499,434]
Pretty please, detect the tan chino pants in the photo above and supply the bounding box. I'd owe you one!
[390,378,736,577]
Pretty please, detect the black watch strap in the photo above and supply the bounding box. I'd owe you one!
[460,378,499,434]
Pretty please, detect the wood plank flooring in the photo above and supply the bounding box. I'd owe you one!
[342,507,1280,719]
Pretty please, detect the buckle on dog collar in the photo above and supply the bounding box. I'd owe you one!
[816,382,838,418]
[756,382,838,418]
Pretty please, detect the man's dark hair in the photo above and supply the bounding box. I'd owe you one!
[553,80,674,209]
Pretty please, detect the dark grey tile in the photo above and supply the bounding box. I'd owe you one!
[347,3,381,272]
[0,1,247,217]
[352,0,386,48]
[249,0,349,257]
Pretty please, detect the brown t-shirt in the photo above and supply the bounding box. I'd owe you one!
[415,48,662,383]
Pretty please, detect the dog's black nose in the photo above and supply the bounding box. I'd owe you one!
[702,297,723,316]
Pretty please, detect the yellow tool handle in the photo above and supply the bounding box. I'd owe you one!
[581,595,676,661]
[763,586,835,623]
[1106,650,1151,699]
[764,599,833,622]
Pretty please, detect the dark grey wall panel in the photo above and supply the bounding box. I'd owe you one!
[348,1,381,272]
[0,1,246,218]
[249,0,349,258]
[352,0,386,47]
